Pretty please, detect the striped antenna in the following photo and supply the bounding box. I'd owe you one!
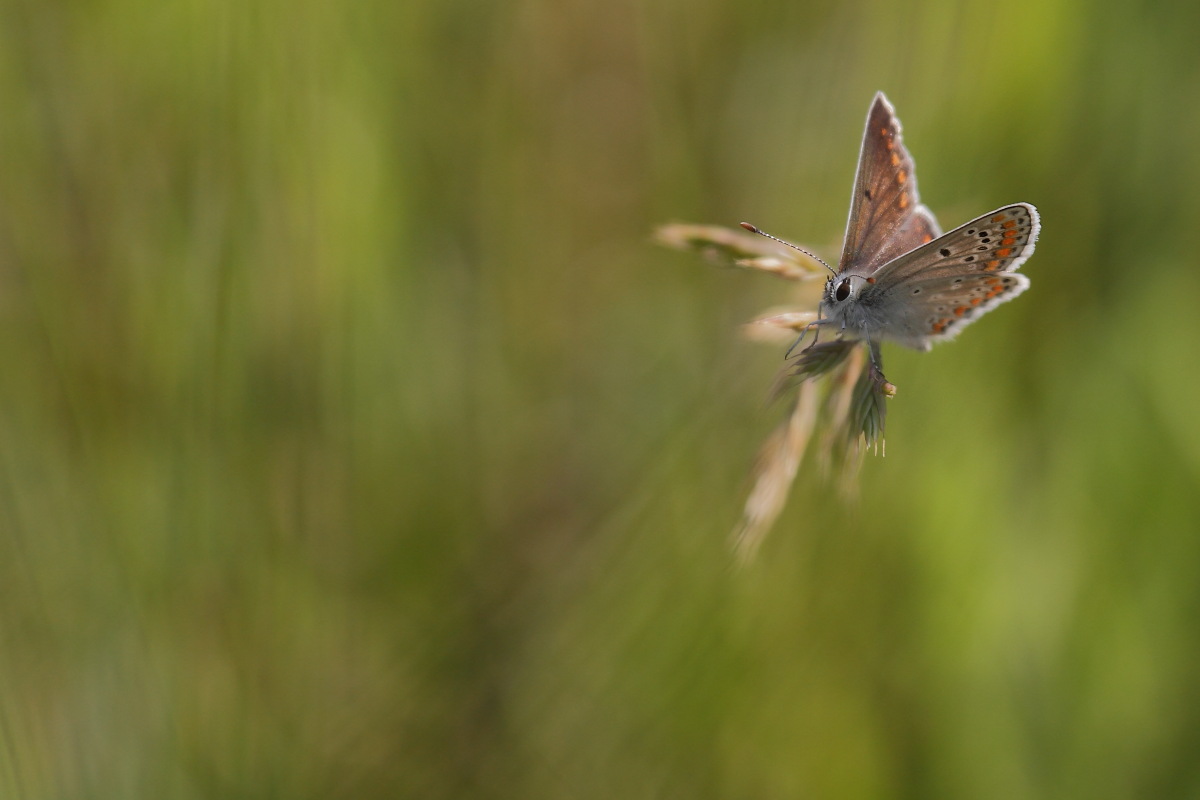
[739,222,835,277]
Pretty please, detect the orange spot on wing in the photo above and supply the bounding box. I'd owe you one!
[995,247,1013,258]
[922,235,933,243]
[954,306,967,316]
[899,193,909,209]
[992,214,1006,223]
[1001,236,1017,247]
[986,260,1001,270]
[897,170,907,185]
[1003,220,1017,229]
[891,152,900,166]
[970,298,983,306]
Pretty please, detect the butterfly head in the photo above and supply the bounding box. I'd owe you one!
[822,273,874,307]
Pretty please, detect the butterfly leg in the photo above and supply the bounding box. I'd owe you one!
[864,337,897,398]
[783,318,829,359]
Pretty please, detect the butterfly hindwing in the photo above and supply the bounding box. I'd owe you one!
[838,93,941,276]
[868,271,1030,349]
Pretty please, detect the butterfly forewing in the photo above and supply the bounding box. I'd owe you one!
[870,203,1040,287]
[839,93,941,275]
[860,203,1039,348]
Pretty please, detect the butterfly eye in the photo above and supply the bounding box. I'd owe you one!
[835,280,851,302]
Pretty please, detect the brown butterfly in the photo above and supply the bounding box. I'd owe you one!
[748,93,1038,366]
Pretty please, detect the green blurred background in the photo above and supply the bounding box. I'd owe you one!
[2,0,1200,796]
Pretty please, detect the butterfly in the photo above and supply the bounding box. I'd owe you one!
[747,93,1038,373]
